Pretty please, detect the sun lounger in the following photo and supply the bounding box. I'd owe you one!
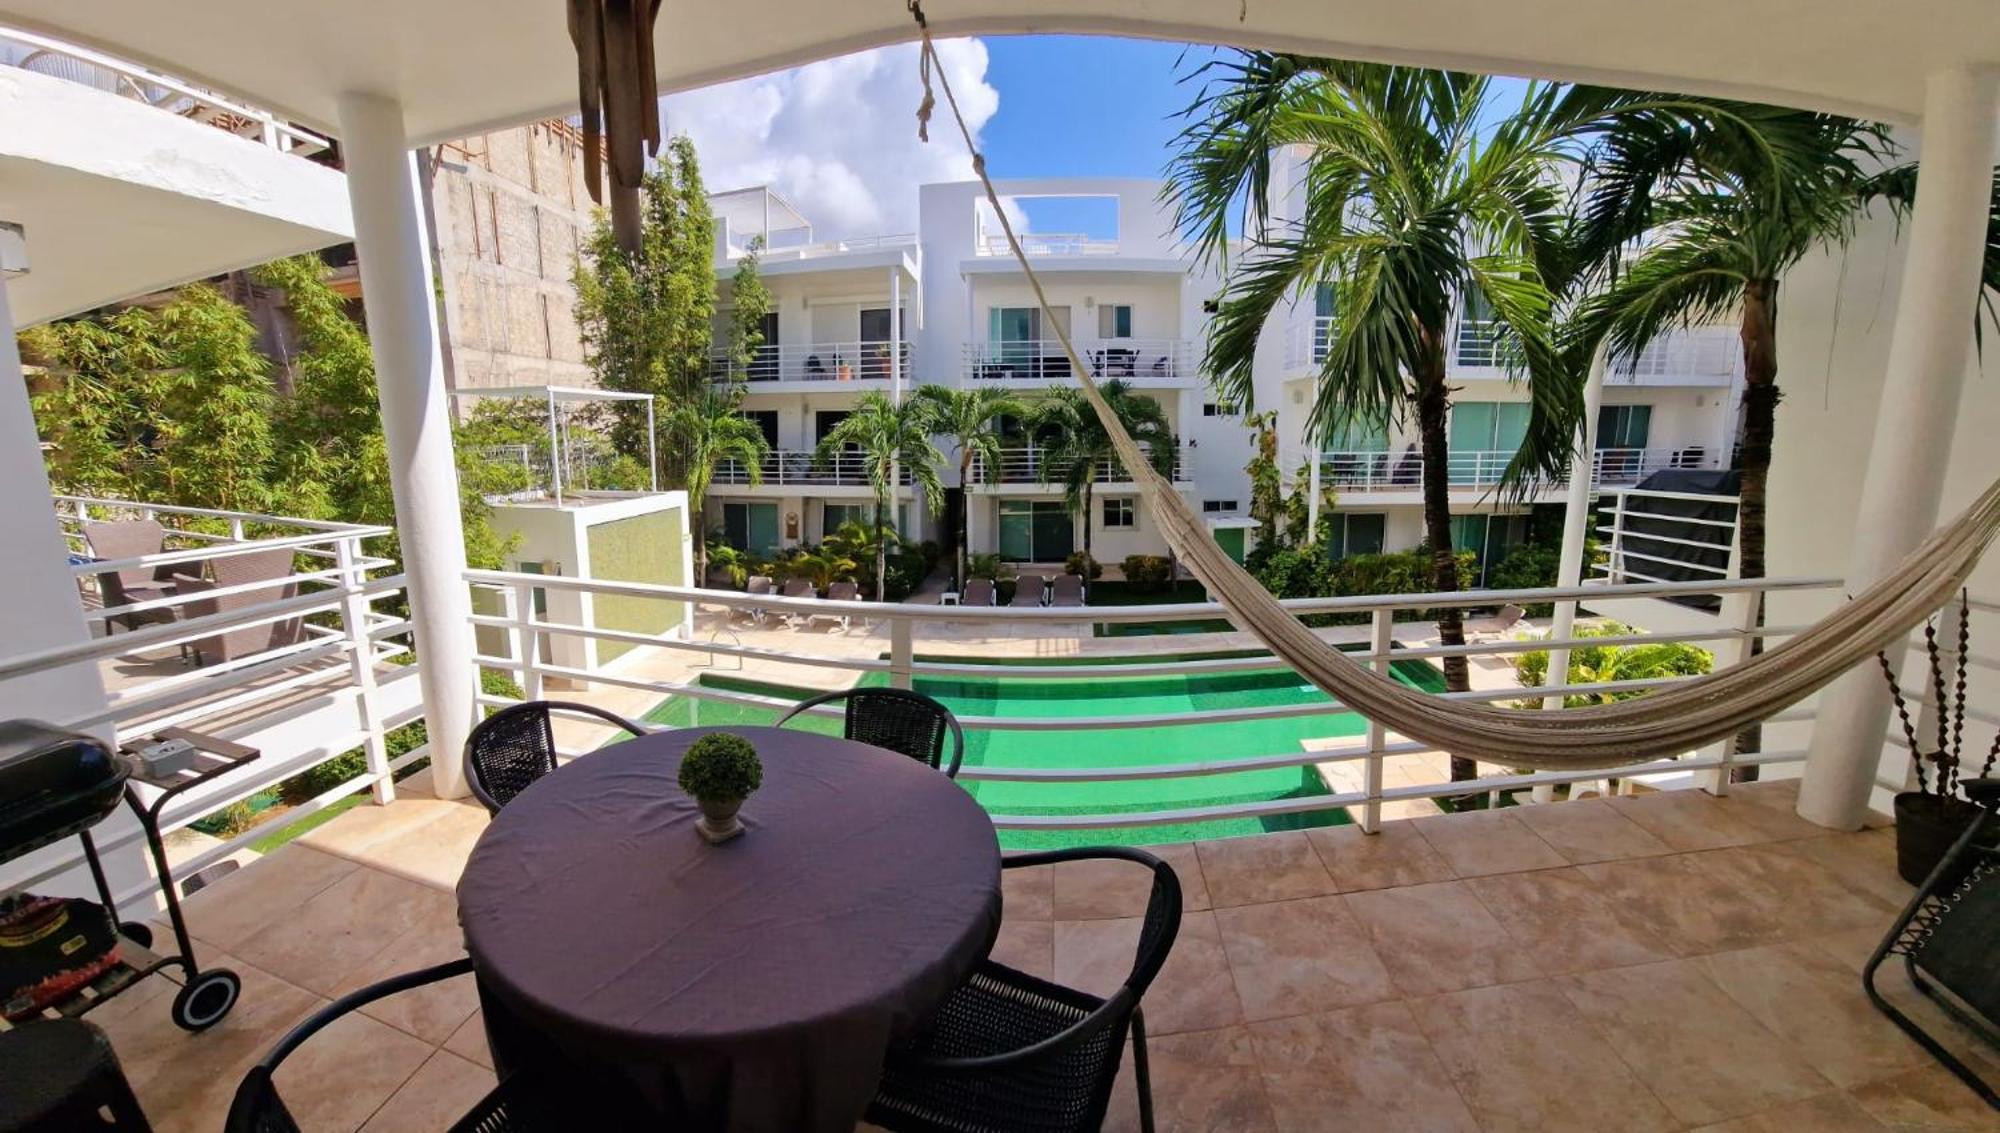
[961,578,997,607]
[742,575,775,625]
[1010,575,1048,608]
[815,580,860,631]
[1050,573,1086,607]
[1467,603,1527,641]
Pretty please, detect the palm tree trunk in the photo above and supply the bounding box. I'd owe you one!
[1414,339,1476,784]
[692,502,707,587]
[876,485,890,601]
[1732,278,1781,774]
[1081,482,1095,567]
[958,450,972,589]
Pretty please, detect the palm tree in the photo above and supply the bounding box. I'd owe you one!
[814,392,946,599]
[1168,57,1624,780]
[669,381,769,586]
[781,546,858,593]
[916,383,1024,587]
[1032,380,1176,567]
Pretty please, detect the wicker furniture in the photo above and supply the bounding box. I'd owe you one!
[171,547,306,666]
[463,700,648,815]
[867,846,1182,1133]
[775,687,964,777]
[0,1018,153,1131]
[225,958,582,1132]
[82,519,176,634]
[1864,777,2000,1110]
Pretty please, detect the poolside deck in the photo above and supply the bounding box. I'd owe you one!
[93,775,1997,1132]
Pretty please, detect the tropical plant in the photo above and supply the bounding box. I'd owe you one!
[1121,554,1174,592]
[668,382,769,586]
[1245,411,1285,548]
[813,392,945,599]
[705,543,754,589]
[915,383,1023,587]
[1032,380,1175,565]
[1064,550,1103,580]
[1168,57,1669,778]
[966,552,1009,581]
[779,546,859,592]
[727,236,774,374]
[1514,621,1713,707]
[574,134,719,485]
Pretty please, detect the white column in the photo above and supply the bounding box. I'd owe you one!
[1798,65,2000,829]
[1531,350,1606,803]
[338,93,476,799]
[1306,452,1324,542]
[0,224,109,737]
[890,267,904,403]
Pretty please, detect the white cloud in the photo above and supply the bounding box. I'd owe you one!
[661,38,1000,242]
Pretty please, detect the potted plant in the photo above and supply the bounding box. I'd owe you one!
[1878,592,2000,884]
[677,733,764,844]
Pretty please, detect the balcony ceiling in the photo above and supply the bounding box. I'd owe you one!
[0,1,1992,149]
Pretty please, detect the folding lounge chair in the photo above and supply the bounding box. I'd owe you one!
[1050,573,1087,607]
[741,575,775,626]
[961,578,997,607]
[1010,575,1047,608]
[814,580,860,632]
[780,577,817,627]
[1466,603,1526,642]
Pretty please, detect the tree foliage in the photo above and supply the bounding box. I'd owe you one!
[574,134,719,484]
[813,392,945,599]
[1031,380,1176,563]
[916,383,1023,586]
[1514,621,1713,707]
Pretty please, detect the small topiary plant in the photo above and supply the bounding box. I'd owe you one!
[678,733,764,803]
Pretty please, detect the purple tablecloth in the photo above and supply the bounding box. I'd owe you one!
[457,725,1002,1132]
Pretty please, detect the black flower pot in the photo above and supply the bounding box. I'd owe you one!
[1893,792,1995,886]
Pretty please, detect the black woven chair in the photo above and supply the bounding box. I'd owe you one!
[464,700,649,814]
[867,846,1181,1133]
[774,687,965,777]
[1864,777,2000,1111]
[226,958,564,1132]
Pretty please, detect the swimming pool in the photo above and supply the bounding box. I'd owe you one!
[641,649,1446,850]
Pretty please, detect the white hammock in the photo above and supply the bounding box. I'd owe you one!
[910,13,2000,771]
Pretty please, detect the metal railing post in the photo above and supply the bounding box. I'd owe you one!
[513,580,544,701]
[229,517,246,542]
[890,616,914,690]
[1362,608,1394,833]
[336,537,394,805]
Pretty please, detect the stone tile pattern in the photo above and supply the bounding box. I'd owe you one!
[103,780,2000,1132]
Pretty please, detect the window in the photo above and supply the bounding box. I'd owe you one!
[1596,404,1653,450]
[1325,513,1387,560]
[859,307,897,342]
[998,499,1074,561]
[1102,497,1135,529]
[747,312,779,379]
[721,502,780,555]
[740,410,779,448]
[1448,402,1530,484]
[1203,500,1240,514]
[1097,304,1133,339]
[814,410,851,445]
[1455,290,1500,366]
[1203,402,1240,418]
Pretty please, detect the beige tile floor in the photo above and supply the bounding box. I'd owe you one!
[93,777,2000,1133]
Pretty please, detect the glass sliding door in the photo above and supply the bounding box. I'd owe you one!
[1448,402,1529,484]
[997,499,1074,562]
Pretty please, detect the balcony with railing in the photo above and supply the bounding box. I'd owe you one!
[708,340,910,385]
[962,338,1200,384]
[0,25,329,156]
[711,449,912,489]
[974,232,1121,257]
[1309,445,1722,494]
[965,444,1188,487]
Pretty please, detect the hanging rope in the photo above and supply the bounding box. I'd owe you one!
[905,1,2000,770]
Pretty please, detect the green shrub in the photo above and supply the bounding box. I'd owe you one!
[1485,543,1562,616]
[1122,554,1173,592]
[1514,621,1713,707]
[967,553,1008,581]
[1064,550,1103,580]
[678,733,764,801]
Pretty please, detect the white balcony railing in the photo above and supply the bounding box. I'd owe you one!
[975,232,1120,257]
[712,450,911,488]
[709,340,910,384]
[1310,446,1722,492]
[464,569,1861,834]
[0,25,330,156]
[1596,487,1741,586]
[966,444,1187,486]
[731,233,916,262]
[963,339,1199,383]
[1610,327,1742,386]
[4,497,421,907]
[1286,314,1336,370]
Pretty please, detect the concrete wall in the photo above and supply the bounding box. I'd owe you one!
[428,122,594,392]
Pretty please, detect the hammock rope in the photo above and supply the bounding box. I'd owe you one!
[907,4,2000,770]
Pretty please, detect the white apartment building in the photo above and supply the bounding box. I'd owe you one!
[704,175,1745,575]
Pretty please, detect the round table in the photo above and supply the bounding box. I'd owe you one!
[457,725,1002,1133]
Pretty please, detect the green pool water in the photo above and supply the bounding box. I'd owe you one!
[641,650,1446,850]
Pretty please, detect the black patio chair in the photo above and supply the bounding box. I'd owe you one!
[866,846,1182,1133]
[774,687,965,777]
[1864,777,2000,1111]
[225,958,570,1132]
[464,699,649,814]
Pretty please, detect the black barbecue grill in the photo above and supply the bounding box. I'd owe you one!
[0,719,249,1032]
[0,721,132,866]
